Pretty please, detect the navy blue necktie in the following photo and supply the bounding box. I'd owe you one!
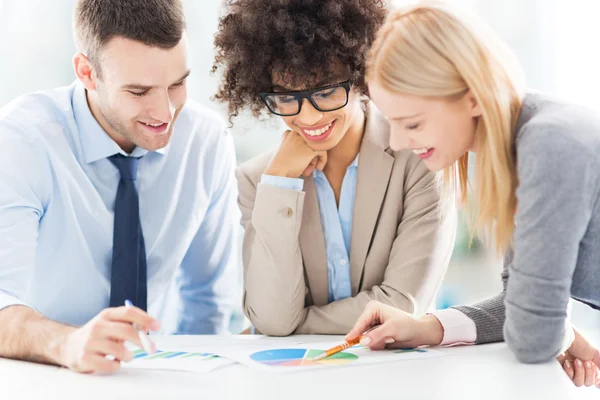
[109,154,147,311]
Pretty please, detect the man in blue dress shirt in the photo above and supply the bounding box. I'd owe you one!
[0,0,239,373]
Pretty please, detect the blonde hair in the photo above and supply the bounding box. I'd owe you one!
[367,1,525,254]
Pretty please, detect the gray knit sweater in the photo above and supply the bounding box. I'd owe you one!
[453,92,600,363]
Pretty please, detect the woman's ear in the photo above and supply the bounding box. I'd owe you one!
[465,90,482,118]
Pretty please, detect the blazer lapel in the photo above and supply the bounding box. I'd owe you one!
[299,176,329,306]
[349,104,395,295]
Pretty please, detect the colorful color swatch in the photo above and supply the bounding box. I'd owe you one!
[132,349,219,361]
[250,348,358,367]
[393,348,428,354]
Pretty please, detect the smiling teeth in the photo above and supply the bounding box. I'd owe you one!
[412,147,431,155]
[304,122,333,136]
[144,122,163,127]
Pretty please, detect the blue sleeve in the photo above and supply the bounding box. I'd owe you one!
[173,131,240,334]
[0,120,51,312]
[260,174,304,192]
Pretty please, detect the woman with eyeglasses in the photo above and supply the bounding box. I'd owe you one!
[212,0,456,336]
[345,3,600,388]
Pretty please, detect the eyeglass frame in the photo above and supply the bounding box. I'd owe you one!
[258,80,352,116]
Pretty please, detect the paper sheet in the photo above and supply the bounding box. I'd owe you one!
[216,341,443,372]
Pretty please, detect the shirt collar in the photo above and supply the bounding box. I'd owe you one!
[313,154,359,179]
[72,80,167,164]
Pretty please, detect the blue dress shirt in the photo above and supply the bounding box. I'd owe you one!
[0,81,239,334]
[261,156,358,303]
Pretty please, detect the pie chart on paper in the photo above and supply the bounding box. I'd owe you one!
[249,348,359,367]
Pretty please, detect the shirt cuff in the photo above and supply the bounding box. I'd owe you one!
[0,289,30,312]
[260,174,304,192]
[559,320,575,355]
[431,308,477,346]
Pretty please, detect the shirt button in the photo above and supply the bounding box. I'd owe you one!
[283,207,294,217]
[340,259,348,265]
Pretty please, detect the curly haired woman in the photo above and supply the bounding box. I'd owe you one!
[213,0,456,336]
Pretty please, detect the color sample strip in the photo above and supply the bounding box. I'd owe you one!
[145,351,176,360]
[165,352,187,359]
[131,349,219,361]
[133,348,155,359]
[305,349,357,360]
[393,348,427,354]
[181,352,206,359]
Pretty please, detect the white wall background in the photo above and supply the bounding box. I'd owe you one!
[0,0,598,330]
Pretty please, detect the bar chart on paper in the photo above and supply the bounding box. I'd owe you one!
[122,349,235,373]
[132,349,218,360]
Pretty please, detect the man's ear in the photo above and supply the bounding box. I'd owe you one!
[73,52,97,91]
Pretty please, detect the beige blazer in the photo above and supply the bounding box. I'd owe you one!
[236,104,456,336]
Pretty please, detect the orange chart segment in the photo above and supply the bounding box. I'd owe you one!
[250,349,359,367]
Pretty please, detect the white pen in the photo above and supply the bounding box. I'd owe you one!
[124,299,156,355]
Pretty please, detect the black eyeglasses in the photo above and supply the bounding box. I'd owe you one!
[259,80,351,116]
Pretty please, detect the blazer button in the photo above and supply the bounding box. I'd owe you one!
[283,207,294,217]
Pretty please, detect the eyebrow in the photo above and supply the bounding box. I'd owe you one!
[121,70,191,91]
[272,78,341,92]
[391,112,424,121]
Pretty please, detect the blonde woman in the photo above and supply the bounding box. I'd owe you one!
[346,2,600,388]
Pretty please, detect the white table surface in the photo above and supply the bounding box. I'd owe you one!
[2,333,599,400]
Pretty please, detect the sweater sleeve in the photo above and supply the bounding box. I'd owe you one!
[502,122,599,363]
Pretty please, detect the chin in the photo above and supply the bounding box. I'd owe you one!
[307,131,344,152]
[131,135,169,152]
[132,127,172,151]
[305,140,334,152]
[421,159,445,172]
[150,137,171,151]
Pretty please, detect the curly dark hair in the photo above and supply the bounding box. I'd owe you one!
[212,0,388,120]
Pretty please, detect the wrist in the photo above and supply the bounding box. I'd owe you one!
[417,314,444,346]
[45,323,76,366]
[264,165,299,179]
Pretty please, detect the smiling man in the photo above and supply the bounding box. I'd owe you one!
[0,0,239,373]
